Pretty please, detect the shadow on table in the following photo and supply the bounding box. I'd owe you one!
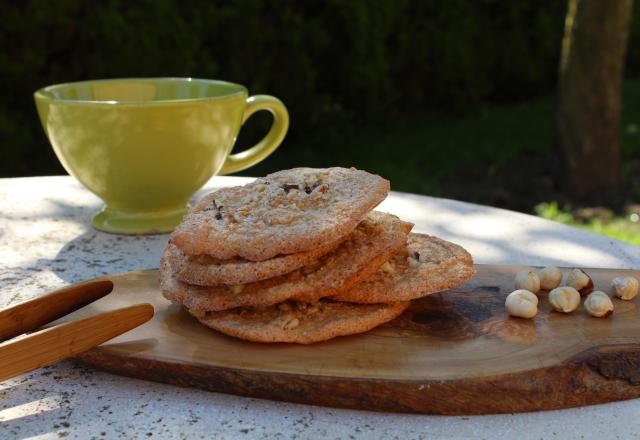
[2,198,97,227]
[431,222,634,267]
[383,192,639,268]
[0,377,69,436]
[49,230,168,284]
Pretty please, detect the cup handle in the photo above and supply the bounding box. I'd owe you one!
[219,95,289,175]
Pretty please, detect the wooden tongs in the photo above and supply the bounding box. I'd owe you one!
[0,280,153,381]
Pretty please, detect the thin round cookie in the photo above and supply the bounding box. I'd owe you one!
[164,237,341,286]
[190,300,409,344]
[160,212,413,314]
[331,233,475,304]
[170,167,390,260]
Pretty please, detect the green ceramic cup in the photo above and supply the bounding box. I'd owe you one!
[34,78,289,234]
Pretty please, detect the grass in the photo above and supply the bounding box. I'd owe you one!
[536,202,640,246]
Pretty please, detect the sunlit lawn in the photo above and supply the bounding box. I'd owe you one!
[536,202,640,246]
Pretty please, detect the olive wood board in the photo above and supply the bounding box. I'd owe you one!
[58,265,640,415]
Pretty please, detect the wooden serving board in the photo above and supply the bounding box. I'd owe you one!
[62,265,640,415]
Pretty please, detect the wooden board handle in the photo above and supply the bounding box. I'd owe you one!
[0,279,114,342]
[0,303,153,382]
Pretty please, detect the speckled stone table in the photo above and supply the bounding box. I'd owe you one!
[1,176,639,440]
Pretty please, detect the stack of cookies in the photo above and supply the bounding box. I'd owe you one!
[160,167,475,344]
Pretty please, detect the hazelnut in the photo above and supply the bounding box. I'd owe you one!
[611,276,639,300]
[380,261,394,274]
[229,284,245,294]
[505,289,538,319]
[283,318,300,329]
[515,270,540,293]
[538,266,562,290]
[548,286,581,313]
[584,291,614,317]
[566,269,594,296]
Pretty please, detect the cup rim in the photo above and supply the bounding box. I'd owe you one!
[34,77,248,105]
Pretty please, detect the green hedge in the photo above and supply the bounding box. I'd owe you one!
[0,0,637,177]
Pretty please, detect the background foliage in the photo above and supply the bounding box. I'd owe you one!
[1,0,639,184]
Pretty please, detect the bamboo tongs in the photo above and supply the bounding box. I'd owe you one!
[0,280,153,381]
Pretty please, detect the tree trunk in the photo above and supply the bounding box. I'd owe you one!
[557,0,633,196]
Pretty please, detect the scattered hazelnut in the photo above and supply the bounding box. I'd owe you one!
[584,291,614,317]
[548,286,581,313]
[505,289,538,319]
[515,270,540,293]
[538,266,562,290]
[380,261,394,274]
[611,276,639,300]
[566,269,594,296]
[283,318,300,329]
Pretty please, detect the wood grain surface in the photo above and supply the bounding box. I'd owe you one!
[62,265,640,414]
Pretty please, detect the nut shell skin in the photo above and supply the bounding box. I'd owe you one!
[584,291,614,318]
[515,270,540,293]
[611,276,639,300]
[538,266,562,290]
[548,286,581,313]
[566,268,594,296]
[505,289,538,319]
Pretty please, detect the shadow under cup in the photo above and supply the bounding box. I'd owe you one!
[34,78,289,234]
